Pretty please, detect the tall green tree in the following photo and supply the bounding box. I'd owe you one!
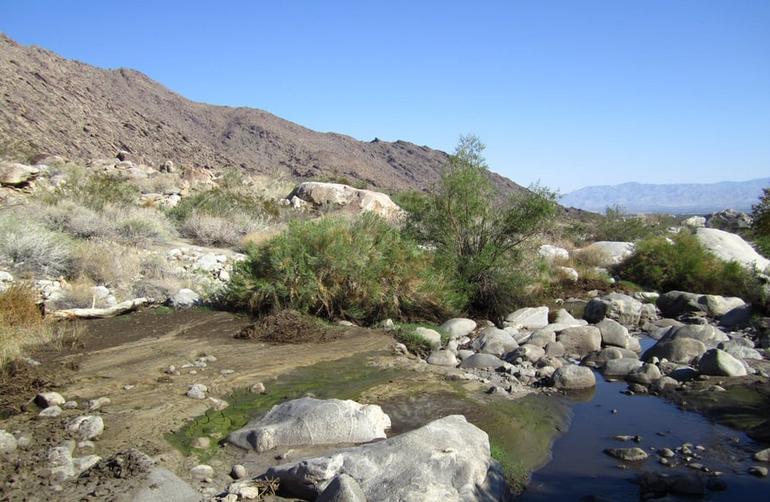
[405,134,558,323]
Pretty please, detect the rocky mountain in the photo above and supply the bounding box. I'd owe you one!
[0,33,523,194]
[561,178,770,214]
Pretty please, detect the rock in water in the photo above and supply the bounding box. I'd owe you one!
[557,326,602,357]
[698,349,747,377]
[552,365,596,390]
[584,293,643,327]
[228,398,390,452]
[265,415,505,501]
[604,447,648,462]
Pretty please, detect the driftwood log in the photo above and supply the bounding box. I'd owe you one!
[51,298,152,320]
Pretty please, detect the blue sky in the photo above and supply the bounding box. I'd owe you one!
[1,1,768,192]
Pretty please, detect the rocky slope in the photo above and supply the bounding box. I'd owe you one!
[0,33,523,194]
[562,178,770,214]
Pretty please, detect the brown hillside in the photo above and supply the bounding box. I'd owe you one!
[0,33,524,194]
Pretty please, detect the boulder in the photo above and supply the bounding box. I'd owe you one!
[603,359,644,378]
[683,216,706,228]
[719,340,762,360]
[504,307,549,330]
[664,324,728,347]
[528,329,556,347]
[440,318,477,339]
[581,241,635,266]
[265,415,505,502]
[557,326,602,357]
[696,227,770,271]
[538,244,569,261]
[642,337,707,364]
[228,398,390,452]
[583,346,639,368]
[626,363,662,385]
[317,474,367,502]
[544,341,565,357]
[509,344,546,363]
[427,350,459,367]
[552,365,596,390]
[657,290,746,318]
[471,327,518,356]
[584,293,643,327]
[706,209,752,232]
[596,319,630,348]
[719,306,752,328]
[604,447,648,461]
[459,353,506,370]
[698,349,748,377]
[288,182,406,223]
[67,416,104,440]
[413,327,442,347]
[556,266,579,282]
[0,161,39,186]
[170,288,200,308]
[35,392,65,408]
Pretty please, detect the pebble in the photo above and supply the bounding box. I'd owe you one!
[0,430,18,452]
[749,466,768,477]
[230,464,247,479]
[62,401,78,409]
[191,464,214,480]
[209,397,229,411]
[87,397,111,411]
[754,448,770,462]
[249,382,266,394]
[35,392,65,408]
[123,385,135,390]
[659,447,675,458]
[67,415,104,440]
[220,369,235,375]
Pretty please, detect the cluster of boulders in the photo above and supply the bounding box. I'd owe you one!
[280,181,406,224]
[200,398,507,501]
[404,287,767,400]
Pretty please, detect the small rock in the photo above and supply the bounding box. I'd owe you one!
[190,464,214,480]
[87,397,111,411]
[209,397,229,411]
[230,464,247,479]
[250,382,267,394]
[191,437,211,449]
[659,447,675,458]
[749,466,768,477]
[68,416,104,440]
[35,392,65,408]
[39,406,63,417]
[604,447,648,462]
[0,430,18,452]
[754,447,770,462]
[186,383,208,400]
[73,455,101,474]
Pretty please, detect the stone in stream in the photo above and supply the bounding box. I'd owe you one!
[584,293,643,327]
[265,415,507,501]
[626,363,662,385]
[748,466,768,477]
[228,397,390,452]
[440,318,477,339]
[596,318,630,348]
[718,340,762,361]
[552,365,596,390]
[755,447,770,462]
[472,327,518,355]
[642,336,707,365]
[604,447,648,462]
[557,326,602,357]
[698,349,747,377]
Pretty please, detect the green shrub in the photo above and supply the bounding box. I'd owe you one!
[401,135,557,323]
[48,172,139,210]
[592,206,672,242]
[0,212,73,276]
[221,214,460,323]
[617,232,764,303]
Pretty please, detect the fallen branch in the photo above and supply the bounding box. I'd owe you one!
[50,297,153,320]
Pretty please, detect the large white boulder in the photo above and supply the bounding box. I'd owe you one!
[695,228,770,271]
[505,307,549,331]
[288,182,406,223]
[228,398,391,452]
[440,318,477,339]
[698,348,747,377]
[264,415,505,501]
[538,244,569,262]
[581,241,635,266]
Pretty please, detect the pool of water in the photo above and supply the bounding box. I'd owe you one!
[519,339,769,501]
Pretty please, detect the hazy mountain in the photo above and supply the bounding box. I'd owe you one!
[561,178,770,214]
[0,33,524,194]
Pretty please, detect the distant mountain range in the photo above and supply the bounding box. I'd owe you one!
[561,177,770,214]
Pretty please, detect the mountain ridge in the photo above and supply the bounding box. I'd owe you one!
[0,33,524,194]
[562,177,770,214]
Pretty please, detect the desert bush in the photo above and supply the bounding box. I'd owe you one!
[180,211,266,248]
[71,240,141,286]
[0,283,50,365]
[221,214,460,323]
[38,201,107,239]
[131,173,180,194]
[110,207,174,246]
[0,212,73,277]
[47,170,139,210]
[751,186,770,257]
[401,135,558,323]
[591,206,671,242]
[617,232,764,303]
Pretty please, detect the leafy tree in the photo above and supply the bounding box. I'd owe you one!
[751,186,770,257]
[405,134,558,323]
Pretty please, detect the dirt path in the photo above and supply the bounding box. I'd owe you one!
[3,309,393,479]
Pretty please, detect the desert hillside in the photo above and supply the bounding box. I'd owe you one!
[0,33,523,194]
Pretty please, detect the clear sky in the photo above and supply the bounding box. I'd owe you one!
[1,1,768,192]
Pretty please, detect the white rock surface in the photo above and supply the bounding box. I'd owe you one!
[581,241,635,266]
[505,307,549,331]
[288,182,406,223]
[440,318,477,339]
[696,227,770,271]
[228,398,391,452]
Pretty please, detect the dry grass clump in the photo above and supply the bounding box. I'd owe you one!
[0,284,50,365]
[109,206,175,246]
[0,211,74,277]
[131,173,181,194]
[234,309,338,344]
[180,211,267,248]
[71,240,141,287]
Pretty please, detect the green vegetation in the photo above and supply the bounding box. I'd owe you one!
[751,186,770,257]
[47,171,139,210]
[221,213,461,323]
[401,135,558,323]
[617,232,764,305]
[591,205,673,242]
